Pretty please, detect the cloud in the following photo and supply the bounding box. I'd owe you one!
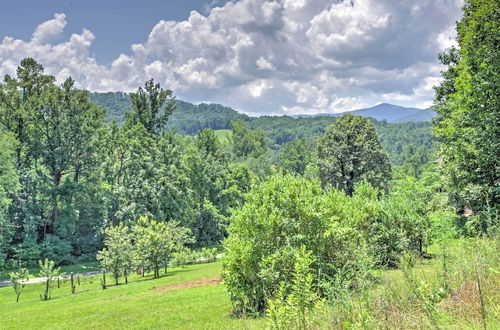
[0,0,463,115]
[32,13,67,44]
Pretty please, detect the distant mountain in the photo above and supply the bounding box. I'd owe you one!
[89,92,435,137]
[294,103,436,123]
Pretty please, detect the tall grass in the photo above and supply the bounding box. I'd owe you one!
[269,238,499,329]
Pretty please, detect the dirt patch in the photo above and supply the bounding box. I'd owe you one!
[153,275,221,291]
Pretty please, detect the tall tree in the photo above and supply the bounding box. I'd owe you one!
[231,120,267,158]
[128,79,176,135]
[0,58,55,166]
[317,114,391,195]
[280,138,314,176]
[0,133,19,267]
[30,77,105,237]
[433,0,499,231]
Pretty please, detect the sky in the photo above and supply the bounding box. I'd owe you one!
[0,0,463,115]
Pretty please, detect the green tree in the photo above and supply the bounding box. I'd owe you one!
[0,133,19,266]
[231,120,267,158]
[30,78,105,236]
[317,114,391,195]
[128,79,176,135]
[0,58,55,166]
[133,217,192,278]
[433,0,499,232]
[9,267,29,302]
[280,138,313,175]
[97,224,133,285]
[38,258,60,301]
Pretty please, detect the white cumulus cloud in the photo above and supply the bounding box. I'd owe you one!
[0,0,463,115]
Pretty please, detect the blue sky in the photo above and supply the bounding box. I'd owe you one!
[0,0,233,63]
[0,0,463,115]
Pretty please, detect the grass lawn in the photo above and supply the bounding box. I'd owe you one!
[1,239,497,329]
[0,261,264,329]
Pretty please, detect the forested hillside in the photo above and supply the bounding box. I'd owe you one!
[90,92,248,134]
[0,1,498,329]
[0,60,436,269]
[90,92,436,166]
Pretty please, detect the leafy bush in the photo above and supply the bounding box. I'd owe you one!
[171,247,191,267]
[267,247,326,329]
[223,174,363,315]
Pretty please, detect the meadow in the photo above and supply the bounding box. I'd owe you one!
[1,238,497,329]
[0,261,264,329]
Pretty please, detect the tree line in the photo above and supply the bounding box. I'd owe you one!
[0,57,436,269]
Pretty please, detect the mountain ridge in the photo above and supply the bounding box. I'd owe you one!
[89,92,436,136]
[292,103,436,123]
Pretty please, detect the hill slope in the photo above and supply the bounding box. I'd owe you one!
[90,93,435,129]
[89,92,248,135]
[294,103,436,122]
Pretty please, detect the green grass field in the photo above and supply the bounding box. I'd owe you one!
[0,262,264,329]
[1,239,497,329]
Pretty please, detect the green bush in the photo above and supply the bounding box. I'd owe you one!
[223,174,363,315]
[267,247,326,329]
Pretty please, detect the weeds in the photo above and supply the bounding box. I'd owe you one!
[267,238,499,329]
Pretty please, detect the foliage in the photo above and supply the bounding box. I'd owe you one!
[9,267,29,302]
[97,224,133,285]
[231,120,268,158]
[133,217,192,278]
[281,238,499,329]
[317,114,391,195]
[171,247,191,268]
[40,234,73,265]
[127,78,175,135]
[223,174,362,314]
[279,138,314,176]
[267,248,325,330]
[433,0,499,232]
[38,258,60,301]
[0,133,19,267]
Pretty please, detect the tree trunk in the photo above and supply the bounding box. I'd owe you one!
[44,279,50,300]
[71,273,75,294]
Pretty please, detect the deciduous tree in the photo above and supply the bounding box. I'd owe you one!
[317,114,391,195]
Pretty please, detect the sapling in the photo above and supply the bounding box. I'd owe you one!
[9,268,29,302]
[38,258,61,301]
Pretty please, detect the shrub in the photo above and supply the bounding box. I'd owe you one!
[267,247,326,329]
[172,247,191,268]
[223,174,362,315]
